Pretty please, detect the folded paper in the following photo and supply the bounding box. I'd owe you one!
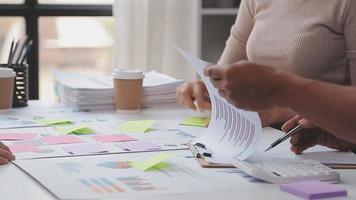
[130,153,174,171]
[116,120,156,133]
[180,117,210,127]
[34,118,72,126]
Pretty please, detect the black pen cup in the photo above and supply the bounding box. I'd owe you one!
[0,64,28,108]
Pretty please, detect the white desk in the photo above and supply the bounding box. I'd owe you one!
[1,102,355,200]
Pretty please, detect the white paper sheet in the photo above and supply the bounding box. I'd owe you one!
[176,47,262,163]
[0,107,201,160]
[14,151,258,200]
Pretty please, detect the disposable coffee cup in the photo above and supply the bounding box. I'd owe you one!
[113,69,144,113]
[0,68,16,112]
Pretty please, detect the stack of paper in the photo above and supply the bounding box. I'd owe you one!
[54,70,184,111]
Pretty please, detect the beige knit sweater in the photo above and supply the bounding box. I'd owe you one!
[219,0,356,85]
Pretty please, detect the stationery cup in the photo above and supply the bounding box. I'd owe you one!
[113,69,144,113]
[0,68,16,112]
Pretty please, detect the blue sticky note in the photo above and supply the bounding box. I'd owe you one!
[280,180,347,200]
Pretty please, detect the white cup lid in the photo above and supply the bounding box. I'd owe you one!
[113,69,144,80]
[0,68,16,78]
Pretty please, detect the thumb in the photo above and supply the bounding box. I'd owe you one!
[298,118,315,128]
[282,115,303,132]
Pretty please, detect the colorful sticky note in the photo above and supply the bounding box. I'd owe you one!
[116,141,161,152]
[180,117,210,127]
[8,143,40,153]
[0,133,36,141]
[57,125,94,135]
[93,134,137,143]
[41,135,82,145]
[62,143,108,155]
[130,153,174,171]
[34,118,72,126]
[116,120,156,133]
[280,180,347,200]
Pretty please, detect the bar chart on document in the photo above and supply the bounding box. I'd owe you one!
[176,47,262,163]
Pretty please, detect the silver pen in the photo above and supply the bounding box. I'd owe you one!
[264,124,303,152]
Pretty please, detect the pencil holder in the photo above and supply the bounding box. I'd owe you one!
[0,64,28,108]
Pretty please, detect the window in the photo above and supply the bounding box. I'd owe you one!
[0,0,113,100]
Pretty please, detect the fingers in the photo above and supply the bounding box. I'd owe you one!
[0,148,16,163]
[298,118,315,128]
[176,80,211,111]
[0,142,10,151]
[176,82,196,110]
[0,157,10,165]
[282,115,315,132]
[289,130,317,154]
[282,115,303,132]
[204,65,223,80]
[193,81,211,111]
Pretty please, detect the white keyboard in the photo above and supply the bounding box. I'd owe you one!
[232,159,340,184]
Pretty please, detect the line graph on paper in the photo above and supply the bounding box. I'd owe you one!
[176,47,262,162]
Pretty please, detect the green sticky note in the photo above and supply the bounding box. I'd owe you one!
[117,120,156,133]
[130,153,174,171]
[34,118,72,126]
[180,117,210,127]
[57,125,94,135]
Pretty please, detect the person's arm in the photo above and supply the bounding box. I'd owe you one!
[282,115,356,154]
[344,0,356,85]
[217,0,254,64]
[278,75,356,144]
[204,61,356,144]
[176,0,255,112]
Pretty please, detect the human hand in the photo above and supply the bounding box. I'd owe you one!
[282,115,355,154]
[204,61,291,111]
[0,142,15,164]
[259,107,295,127]
[176,80,211,112]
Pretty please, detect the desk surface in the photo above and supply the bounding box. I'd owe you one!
[0,102,355,200]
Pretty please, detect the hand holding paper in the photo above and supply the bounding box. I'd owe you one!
[175,47,262,163]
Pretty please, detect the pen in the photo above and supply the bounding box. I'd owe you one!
[7,39,14,65]
[264,124,303,152]
[8,40,20,65]
[15,36,30,64]
[20,40,33,65]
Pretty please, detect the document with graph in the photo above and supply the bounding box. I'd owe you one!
[14,151,257,200]
[176,47,262,163]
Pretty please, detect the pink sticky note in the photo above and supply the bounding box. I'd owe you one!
[41,135,82,145]
[63,143,108,155]
[0,133,36,141]
[115,141,161,152]
[8,143,40,153]
[93,134,137,143]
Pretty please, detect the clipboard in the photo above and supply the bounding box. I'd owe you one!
[188,142,234,168]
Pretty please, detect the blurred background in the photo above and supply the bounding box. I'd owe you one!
[0,0,239,102]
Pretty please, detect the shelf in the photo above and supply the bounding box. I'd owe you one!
[201,8,238,16]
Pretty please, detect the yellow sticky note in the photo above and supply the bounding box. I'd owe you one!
[34,118,72,126]
[117,120,156,133]
[130,153,174,171]
[57,125,94,135]
[180,117,210,127]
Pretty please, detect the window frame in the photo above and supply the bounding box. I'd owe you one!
[0,0,113,99]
